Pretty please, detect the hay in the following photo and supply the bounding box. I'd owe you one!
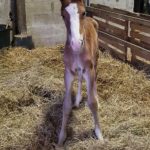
[0,46,149,150]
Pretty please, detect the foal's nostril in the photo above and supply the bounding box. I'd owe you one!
[80,40,84,45]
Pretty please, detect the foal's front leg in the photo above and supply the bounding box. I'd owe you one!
[74,70,83,108]
[58,68,74,146]
[84,67,104,141]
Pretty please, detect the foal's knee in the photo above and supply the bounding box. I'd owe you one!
[88,100,99,112]
[63,99,72,115]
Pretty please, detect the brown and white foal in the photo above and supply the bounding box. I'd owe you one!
[58,0,103,145]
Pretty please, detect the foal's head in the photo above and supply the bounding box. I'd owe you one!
[60,0,86,52]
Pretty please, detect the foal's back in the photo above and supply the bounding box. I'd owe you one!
[81,17,99,67]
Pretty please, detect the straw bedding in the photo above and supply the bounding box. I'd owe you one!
[0,46,149,150]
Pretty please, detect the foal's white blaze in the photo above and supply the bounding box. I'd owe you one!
[65,3,83,51]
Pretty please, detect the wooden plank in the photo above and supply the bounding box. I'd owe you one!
[91,4,110,12]
[86,6,150,27]
[131,48,150,64]
[99,40,126,61]
[93,11,107,21]
[93,11,125,26]
[99,40,109,50]
[130,31,150,45]
[87,4,150,65]
[90,3,150,21]
[131,22,150,33]
[130,38,150,50]
[140,14,150,20]
[96,19,126,39]
[130,53,150,66]
[87,7,127,21]
[99,31,150,61]
[98,31,125,45]
[99,35,126,53]
[109,16,126,26]
[130,45,150,61]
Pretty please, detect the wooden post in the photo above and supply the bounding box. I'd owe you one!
[10,0,17,45]
[84,0,90,6]
[125,19,129,62]
[16,0,27,34]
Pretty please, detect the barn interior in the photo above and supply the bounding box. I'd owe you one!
[0,0,150,150]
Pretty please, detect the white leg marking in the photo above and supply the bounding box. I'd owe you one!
[83,69,104,142]
[94,81,100,109]
[95,125,104,142]
[74,67,83,107]
[58,69,74,146]
[75,79,82,107]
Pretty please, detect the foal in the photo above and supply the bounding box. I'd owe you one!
[58,0,104,145]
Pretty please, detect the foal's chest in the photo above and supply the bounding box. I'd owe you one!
[64,53,85,74]
[72,56,84,74]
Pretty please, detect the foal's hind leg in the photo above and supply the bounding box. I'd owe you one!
[94,62,100,109]
[58,69,74,146]
[84,68,103,141]
[94,81,100,109]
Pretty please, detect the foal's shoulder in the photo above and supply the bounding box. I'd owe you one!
[85,17,99,31]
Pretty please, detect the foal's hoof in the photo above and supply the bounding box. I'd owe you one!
[94,128,104,143]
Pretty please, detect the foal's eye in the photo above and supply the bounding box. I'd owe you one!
[82,12,86,17]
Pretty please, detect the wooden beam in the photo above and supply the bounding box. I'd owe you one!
[16,0,27,34]
[86,6,150,27]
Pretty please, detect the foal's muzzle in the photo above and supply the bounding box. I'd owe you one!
[70,38,84,51]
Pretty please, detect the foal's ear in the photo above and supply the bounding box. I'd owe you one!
[60,0,71,5]
[72,0,83,2]
[73,0,85,5]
